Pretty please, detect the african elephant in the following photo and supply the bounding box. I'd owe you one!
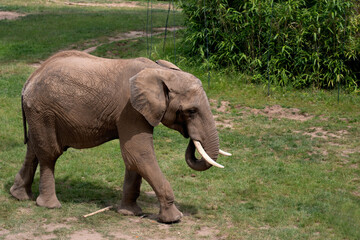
[10,50,231,223]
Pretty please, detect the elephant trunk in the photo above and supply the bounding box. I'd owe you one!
[185,129,220,171]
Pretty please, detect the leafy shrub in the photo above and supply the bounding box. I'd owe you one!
[180,0,360,90]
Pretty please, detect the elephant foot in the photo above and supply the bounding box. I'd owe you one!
[158,204,183,223]
[10,184,33,201]
[117,202,143,216]
[36,195,61,209]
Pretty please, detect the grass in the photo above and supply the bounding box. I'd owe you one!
[1,1,360,239]
[0,1,183,62]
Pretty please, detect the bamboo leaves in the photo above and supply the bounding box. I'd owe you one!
[180,0,359,90]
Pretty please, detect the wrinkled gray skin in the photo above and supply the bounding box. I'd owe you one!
[10,50,220,223]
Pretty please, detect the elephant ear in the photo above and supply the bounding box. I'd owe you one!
[156,60,182,71]
[129,68,171,127]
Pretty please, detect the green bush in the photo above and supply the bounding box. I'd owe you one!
[180,0,360,90]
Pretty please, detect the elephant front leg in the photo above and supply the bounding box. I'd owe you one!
[118,169,143,216]
[118,103,182,223]
[120,135,183,223]
[141,166,183,223]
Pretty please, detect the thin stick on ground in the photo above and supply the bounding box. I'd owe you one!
[83,206,113,218]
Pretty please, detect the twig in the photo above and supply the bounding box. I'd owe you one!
[83,206,113,218]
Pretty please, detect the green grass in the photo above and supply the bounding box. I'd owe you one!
[0,2,182,62]
[1,1,360,239]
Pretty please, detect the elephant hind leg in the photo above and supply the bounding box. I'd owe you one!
[118,169,143,216]
[10,140,38,200]
[33,142,62,208]
[26,114,63,209]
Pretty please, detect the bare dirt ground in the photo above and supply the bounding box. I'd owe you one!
[60,0,170,10]
[1,214,222,240]
[209,99,234,129]
[240,104,313,122]
[81,27,182,53]
[210,100,314,130]
[293,127,348,140]
[0,11,26,20]
[0,0,172,21]
[29,26,183,68]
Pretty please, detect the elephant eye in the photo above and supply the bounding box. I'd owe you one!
[187,108,197,115]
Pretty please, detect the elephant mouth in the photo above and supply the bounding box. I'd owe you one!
[174,116,231,171]
[181,123,189,138]
[192,140,224,168]
[185,139,227,171]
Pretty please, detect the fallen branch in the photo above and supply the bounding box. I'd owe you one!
[83,206,113,218]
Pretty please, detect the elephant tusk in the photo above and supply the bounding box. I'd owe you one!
[219,149,232,156]
[193,140,224,169]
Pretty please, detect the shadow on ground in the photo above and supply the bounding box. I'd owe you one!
[4,176,198,220]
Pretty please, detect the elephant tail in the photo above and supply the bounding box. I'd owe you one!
[21,95,28,144]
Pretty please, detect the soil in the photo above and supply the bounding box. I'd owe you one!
[1,215,223,240]
[243,104,313,122]
[213,116,234,129]
[82,27,182,53]
[210,100,314,130]
[293,127,348,140]
[0,11,25,20]
[61,0,170,10]
[196,226,220,238]
[0,0,171,22]
[69,230,105,240]
[209,99,234,129]
[43,223,70,232]
[29,26,183,68]
[341,148,360,158]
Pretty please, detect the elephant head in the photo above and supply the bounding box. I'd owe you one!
[129,67,230,171]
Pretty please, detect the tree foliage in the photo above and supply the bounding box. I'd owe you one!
[180,0,360,90]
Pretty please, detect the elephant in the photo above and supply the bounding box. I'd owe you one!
[10,50,231,223]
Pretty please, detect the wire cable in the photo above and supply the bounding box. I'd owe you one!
[339,2,347,103]
[150,0,153,59]
[163,1,172,52]
[146,0,150,58]
[266,0,274,96]
[172,0,176,65]
[203,0,210,87]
